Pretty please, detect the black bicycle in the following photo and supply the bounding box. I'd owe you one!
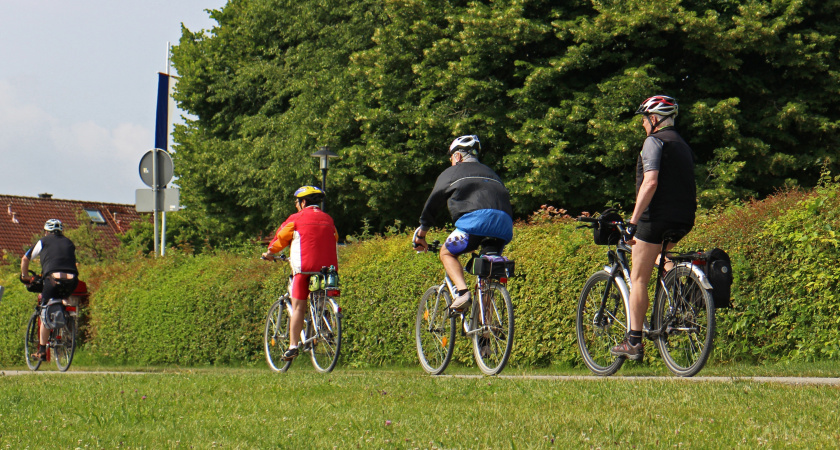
[23,272,78,372]
[575,214,715,377]
[414,240,515,376]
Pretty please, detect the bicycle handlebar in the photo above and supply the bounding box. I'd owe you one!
[261,253,288,262]
[411,240,441,254]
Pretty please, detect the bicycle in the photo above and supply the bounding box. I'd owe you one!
[262,254,343,373]
[22,272,78,372]
[414,239,515,376]
[575,214,715,377]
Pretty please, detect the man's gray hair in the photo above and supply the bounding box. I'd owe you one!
[455,150,479,163]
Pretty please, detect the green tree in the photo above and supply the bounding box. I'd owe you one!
[171,0,840,242]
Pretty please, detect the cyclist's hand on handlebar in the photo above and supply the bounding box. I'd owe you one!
[412,227,429,252]
[623,223,637,244]
[19,274,32,284]
[261,252,286,262]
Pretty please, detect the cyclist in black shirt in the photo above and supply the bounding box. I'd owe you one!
[20,219,79,361]
[611,95,697,360]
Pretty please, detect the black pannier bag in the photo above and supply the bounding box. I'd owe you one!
[703,248,733,308]
[466,254,516,278]
[41,299,67,330]
[593,208,623,246]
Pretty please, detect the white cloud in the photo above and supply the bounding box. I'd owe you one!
[0,78,152,203]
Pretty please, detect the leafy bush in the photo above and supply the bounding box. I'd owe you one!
[2,180,839,368]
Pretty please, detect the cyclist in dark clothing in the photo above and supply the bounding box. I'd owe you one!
[413,135,514,312]
[20,219,78,361]
[612,95,697,361]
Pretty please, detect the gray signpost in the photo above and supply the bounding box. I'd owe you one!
[136,148,179,256]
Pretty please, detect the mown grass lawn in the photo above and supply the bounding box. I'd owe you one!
[2,361,839,448]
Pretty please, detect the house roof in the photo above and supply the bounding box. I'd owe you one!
[0,194,146,257]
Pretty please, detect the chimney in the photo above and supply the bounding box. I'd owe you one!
[38,193,53,199]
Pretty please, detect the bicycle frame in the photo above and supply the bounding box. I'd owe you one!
[440,272,501,337]
[299,291,339,347]
[597,235,713,338]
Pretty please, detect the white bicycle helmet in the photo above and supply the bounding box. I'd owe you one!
[44,219,63,232]
[448,135,481,156]
[635,95,679,117]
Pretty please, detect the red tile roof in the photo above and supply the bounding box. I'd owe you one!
[0,194,146,258]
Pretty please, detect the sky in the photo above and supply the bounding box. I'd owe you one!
[0,0,226,204]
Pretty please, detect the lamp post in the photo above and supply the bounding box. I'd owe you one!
[310,146,339,210]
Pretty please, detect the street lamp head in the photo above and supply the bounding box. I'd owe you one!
[311,146,339,170]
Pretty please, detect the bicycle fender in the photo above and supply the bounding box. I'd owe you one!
[681,263,713,290]
[601,268,631,318]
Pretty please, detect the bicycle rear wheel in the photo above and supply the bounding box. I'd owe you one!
[415,286,455,375]
[24,312,41,371]
[264,297,293,372]
[472,282,514,376]
[576,271,628,376]
[653,265,715,377]
[310,293,342,373]
[54,314,76,372]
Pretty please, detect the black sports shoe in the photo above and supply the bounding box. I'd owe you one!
[610,339,644,361]
[282,347,299,361]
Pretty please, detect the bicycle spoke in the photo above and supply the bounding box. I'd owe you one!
[473,283,513,376]
[655,265,715,377]
[416,286,455,375]
[576,271,628,376]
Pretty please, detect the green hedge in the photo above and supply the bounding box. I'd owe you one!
[1,181,838,367]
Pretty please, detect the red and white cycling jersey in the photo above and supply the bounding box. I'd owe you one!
[267,206,338,274]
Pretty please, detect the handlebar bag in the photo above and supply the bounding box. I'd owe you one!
[593,209,622,245]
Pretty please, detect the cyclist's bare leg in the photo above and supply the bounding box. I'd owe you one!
[40,323,49,346]
[439,246,467,291]
[629,239,677,331]
[288,297,307,348]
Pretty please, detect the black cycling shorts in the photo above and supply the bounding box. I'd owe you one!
[41,276,79,305]
[635,220,693,245]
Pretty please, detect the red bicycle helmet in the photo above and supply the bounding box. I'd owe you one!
[635,95,678,117]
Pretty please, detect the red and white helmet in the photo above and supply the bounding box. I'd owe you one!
[635,95,678,117]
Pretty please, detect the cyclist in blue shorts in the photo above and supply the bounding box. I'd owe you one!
[413,135,514,312]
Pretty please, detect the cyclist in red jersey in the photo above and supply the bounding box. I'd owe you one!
[262,186,339,360]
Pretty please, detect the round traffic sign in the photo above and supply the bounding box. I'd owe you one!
[139,149,174,188]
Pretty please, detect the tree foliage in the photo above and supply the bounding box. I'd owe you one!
[171,0,840,241]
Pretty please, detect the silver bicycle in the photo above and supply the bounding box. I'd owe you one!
[263,254,342,373]
[415,240,515,376]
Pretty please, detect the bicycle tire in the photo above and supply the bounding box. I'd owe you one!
[653,265,715,377]
[54,314,76,372]
[472,282,514,376]
[310,294,342,373]
[415,286,455,375]
[24,312,41,371]
[264,297,293,372]
[576,271,628,376]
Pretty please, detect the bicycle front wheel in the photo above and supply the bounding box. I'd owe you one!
[415,286,455,375]
[53,315,77,372]
[576,271,628,376]
[472,282,514,376]
[653,265,715,377]
[24,312,41,371]
[265,297,293,372]
[310,294,342,373]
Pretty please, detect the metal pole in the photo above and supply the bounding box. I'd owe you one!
[153,149,160,256]
[321,168,327,210]
[162,42,170,257]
